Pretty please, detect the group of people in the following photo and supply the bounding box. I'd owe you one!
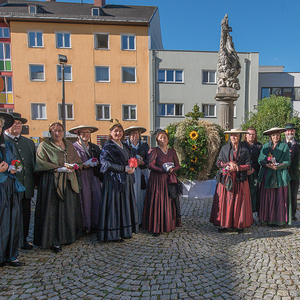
[0,114,182,267]
[210,124,299,232]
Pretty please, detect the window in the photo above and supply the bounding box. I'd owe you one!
[28,5,37,14]
[95,66,109,82]
[92,8,100,16]
[58,104,73,120]
[202,70,216,84]
[122,105,136,120]
[28,31,43,47]
[202,104,216,117]
[294,88,300,101]
[56,65,72,81]
[29,64,45,81]
[121,35,135,50]
[0,76,13,104]
[158,104,183,116]
[96,104,110,120]
[0,28,10,38]
[31,103,46,120]
[0,43,11,71]
[94,33,109,49]
[157,70,183,83]
[261,88,270,99]
[56,32,71,48]
[122,67,136,83]
[233,104,236,118]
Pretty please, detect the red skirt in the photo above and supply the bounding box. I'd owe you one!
[210,174,253,229]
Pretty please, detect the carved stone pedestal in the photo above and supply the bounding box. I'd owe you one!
[215,87,239,130]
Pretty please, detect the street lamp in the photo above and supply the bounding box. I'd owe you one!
[58,54,68,137]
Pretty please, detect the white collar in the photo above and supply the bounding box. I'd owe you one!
[5,131,20,140]
[112,139,123,149]
[130,142,139,150]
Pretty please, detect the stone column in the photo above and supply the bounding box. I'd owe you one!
[215,87,239,130]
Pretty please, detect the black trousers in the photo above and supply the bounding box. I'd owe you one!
[290,180,299,217]
[22,197,32,241]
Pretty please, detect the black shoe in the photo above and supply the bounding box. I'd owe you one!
[292,215,297,221]
[153,233,160,237]
[21,241,33,250]
[218,227,227,232]
[111,238,124,243]
[52,246,62,253]
[237,228,244,234]
[0,262,6,267]
[7,260,25,267]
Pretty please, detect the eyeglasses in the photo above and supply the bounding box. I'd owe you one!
[79,132,91,135]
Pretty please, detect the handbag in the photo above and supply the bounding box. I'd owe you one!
[167,172,177,184]
[225,174,233,192]
[14,178,26,193]
[141,173,147,190]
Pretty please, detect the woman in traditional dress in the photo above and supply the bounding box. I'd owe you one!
[0,112,25,267]
[34,122,83,253]
[242,127,262,212]
[124,126,149,225]
[258,127,291,226]
[69,125,101,233]
[98,120,138,242]
[210,129,253,233]
[142,130,181,236]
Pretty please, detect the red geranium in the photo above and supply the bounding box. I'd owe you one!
[11,160,22,167]
[91,157,98,162]
[73,164,79,170]
[128,157,138,168]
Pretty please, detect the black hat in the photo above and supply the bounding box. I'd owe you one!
[285,123,297,130]
[9,112,27,124]
[0,112,15,130]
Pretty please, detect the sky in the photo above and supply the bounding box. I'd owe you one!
[59,0,300,72]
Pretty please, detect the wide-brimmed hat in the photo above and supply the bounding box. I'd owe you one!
[285,123,297,130]
[9,112,27,124]
[69,125,98,135]
[224,128,249,134]
[0,112,15,130]
[124,126,147,135]
[263,127,286,135]
[109,119,123,131]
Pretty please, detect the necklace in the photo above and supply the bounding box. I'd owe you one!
[159,146,168,155]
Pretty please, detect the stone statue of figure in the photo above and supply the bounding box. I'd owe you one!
[217,14,241,90]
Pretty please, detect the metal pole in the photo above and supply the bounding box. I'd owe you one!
[61,63,66,137]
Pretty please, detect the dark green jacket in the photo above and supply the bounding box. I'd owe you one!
[258,141,291,189]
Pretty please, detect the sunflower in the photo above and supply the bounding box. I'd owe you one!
[189,131,198,140]
[165,130,168,134]
[225,134,229,141]
[191,145,197,151]
[190,167,195,172]
[191,157,198,163]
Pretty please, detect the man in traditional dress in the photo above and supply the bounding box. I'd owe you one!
[283,123,300,221]
[5,112,36,249]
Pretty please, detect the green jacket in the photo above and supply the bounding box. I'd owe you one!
[258,141,291,189]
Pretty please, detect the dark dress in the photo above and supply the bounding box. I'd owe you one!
[258,141,291,226]
[73,142,102,232]
[33,139,83,249]
[142,147,181,234]
[242,141,262,212]
[210,143,253,229]
[126,141,150,225]
[0,142,22,263]
[98,140,138,242]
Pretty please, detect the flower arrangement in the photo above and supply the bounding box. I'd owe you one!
[267,153,277,164]
[84,157,98,167]
[128,157,138,168]
[222,167,229,175]
[64,163,79,170]
[9,159,23,172]
[163,162,174,172]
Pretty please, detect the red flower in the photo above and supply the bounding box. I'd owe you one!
[128,157,138,168]
[92,157,97,162]
[11,160,21,166]
[74,164,79,170]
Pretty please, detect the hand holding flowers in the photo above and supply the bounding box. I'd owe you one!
[83,157,98,167]
[8,160,23,173]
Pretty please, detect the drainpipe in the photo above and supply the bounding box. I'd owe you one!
[151,50,157,147]
[244,58,250,121]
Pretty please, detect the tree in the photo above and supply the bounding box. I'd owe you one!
[241,95,300,143]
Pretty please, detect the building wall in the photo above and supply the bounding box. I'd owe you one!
[10,21,150,144]
[149,50,259,145]
[148,9,163,50]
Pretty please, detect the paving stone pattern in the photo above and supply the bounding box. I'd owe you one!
[1,197,300,300]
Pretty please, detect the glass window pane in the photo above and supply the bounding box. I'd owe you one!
[57,33,63,48]
[30,65,44,80]
[157,70,165,82]
[3,28,9,38]
[65,66,72,81]
[1,76,5,92]
[5,44,10,59]
[261,88,270,99]
[175,104,182,116]
[272,88,282,96]
[122,35,127,50]
[130,106,136,119]
[6,77,12,92]
[0,44,3,60]
[92,8,99,16]
[209,71,215,83]
[40,104,46,118]
[283,87,292,98]
[57,65,62,80]
[122,67,135,82]
[158,104,165,116]
[96,34,108,49]
[0,29,2,38]
[209,105,215,116]
[203,71,208,83]
[66,105,73,118]
[29,32,35,46]
[64,33,70,48]
[175,71,183,82]
[97,106,103,119]
[32,104,38,119]
[167,104,174,115]
[123,106,129,119]
[104,106,109,119]
[166,70,174,82]
[294,88,300,101]
[129,36,135,49]
[96,67,109,81]
[36,32,43,46]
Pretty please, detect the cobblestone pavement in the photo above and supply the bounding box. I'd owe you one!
[1,197,300,300]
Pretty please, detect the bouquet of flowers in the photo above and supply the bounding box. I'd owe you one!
[64,163,79,170]
[163,162,174,172]
[128,157,138,168]
[8,159,23,172]
[267,153,277,165]
[83,157,98,167]
[222,166,229,175]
